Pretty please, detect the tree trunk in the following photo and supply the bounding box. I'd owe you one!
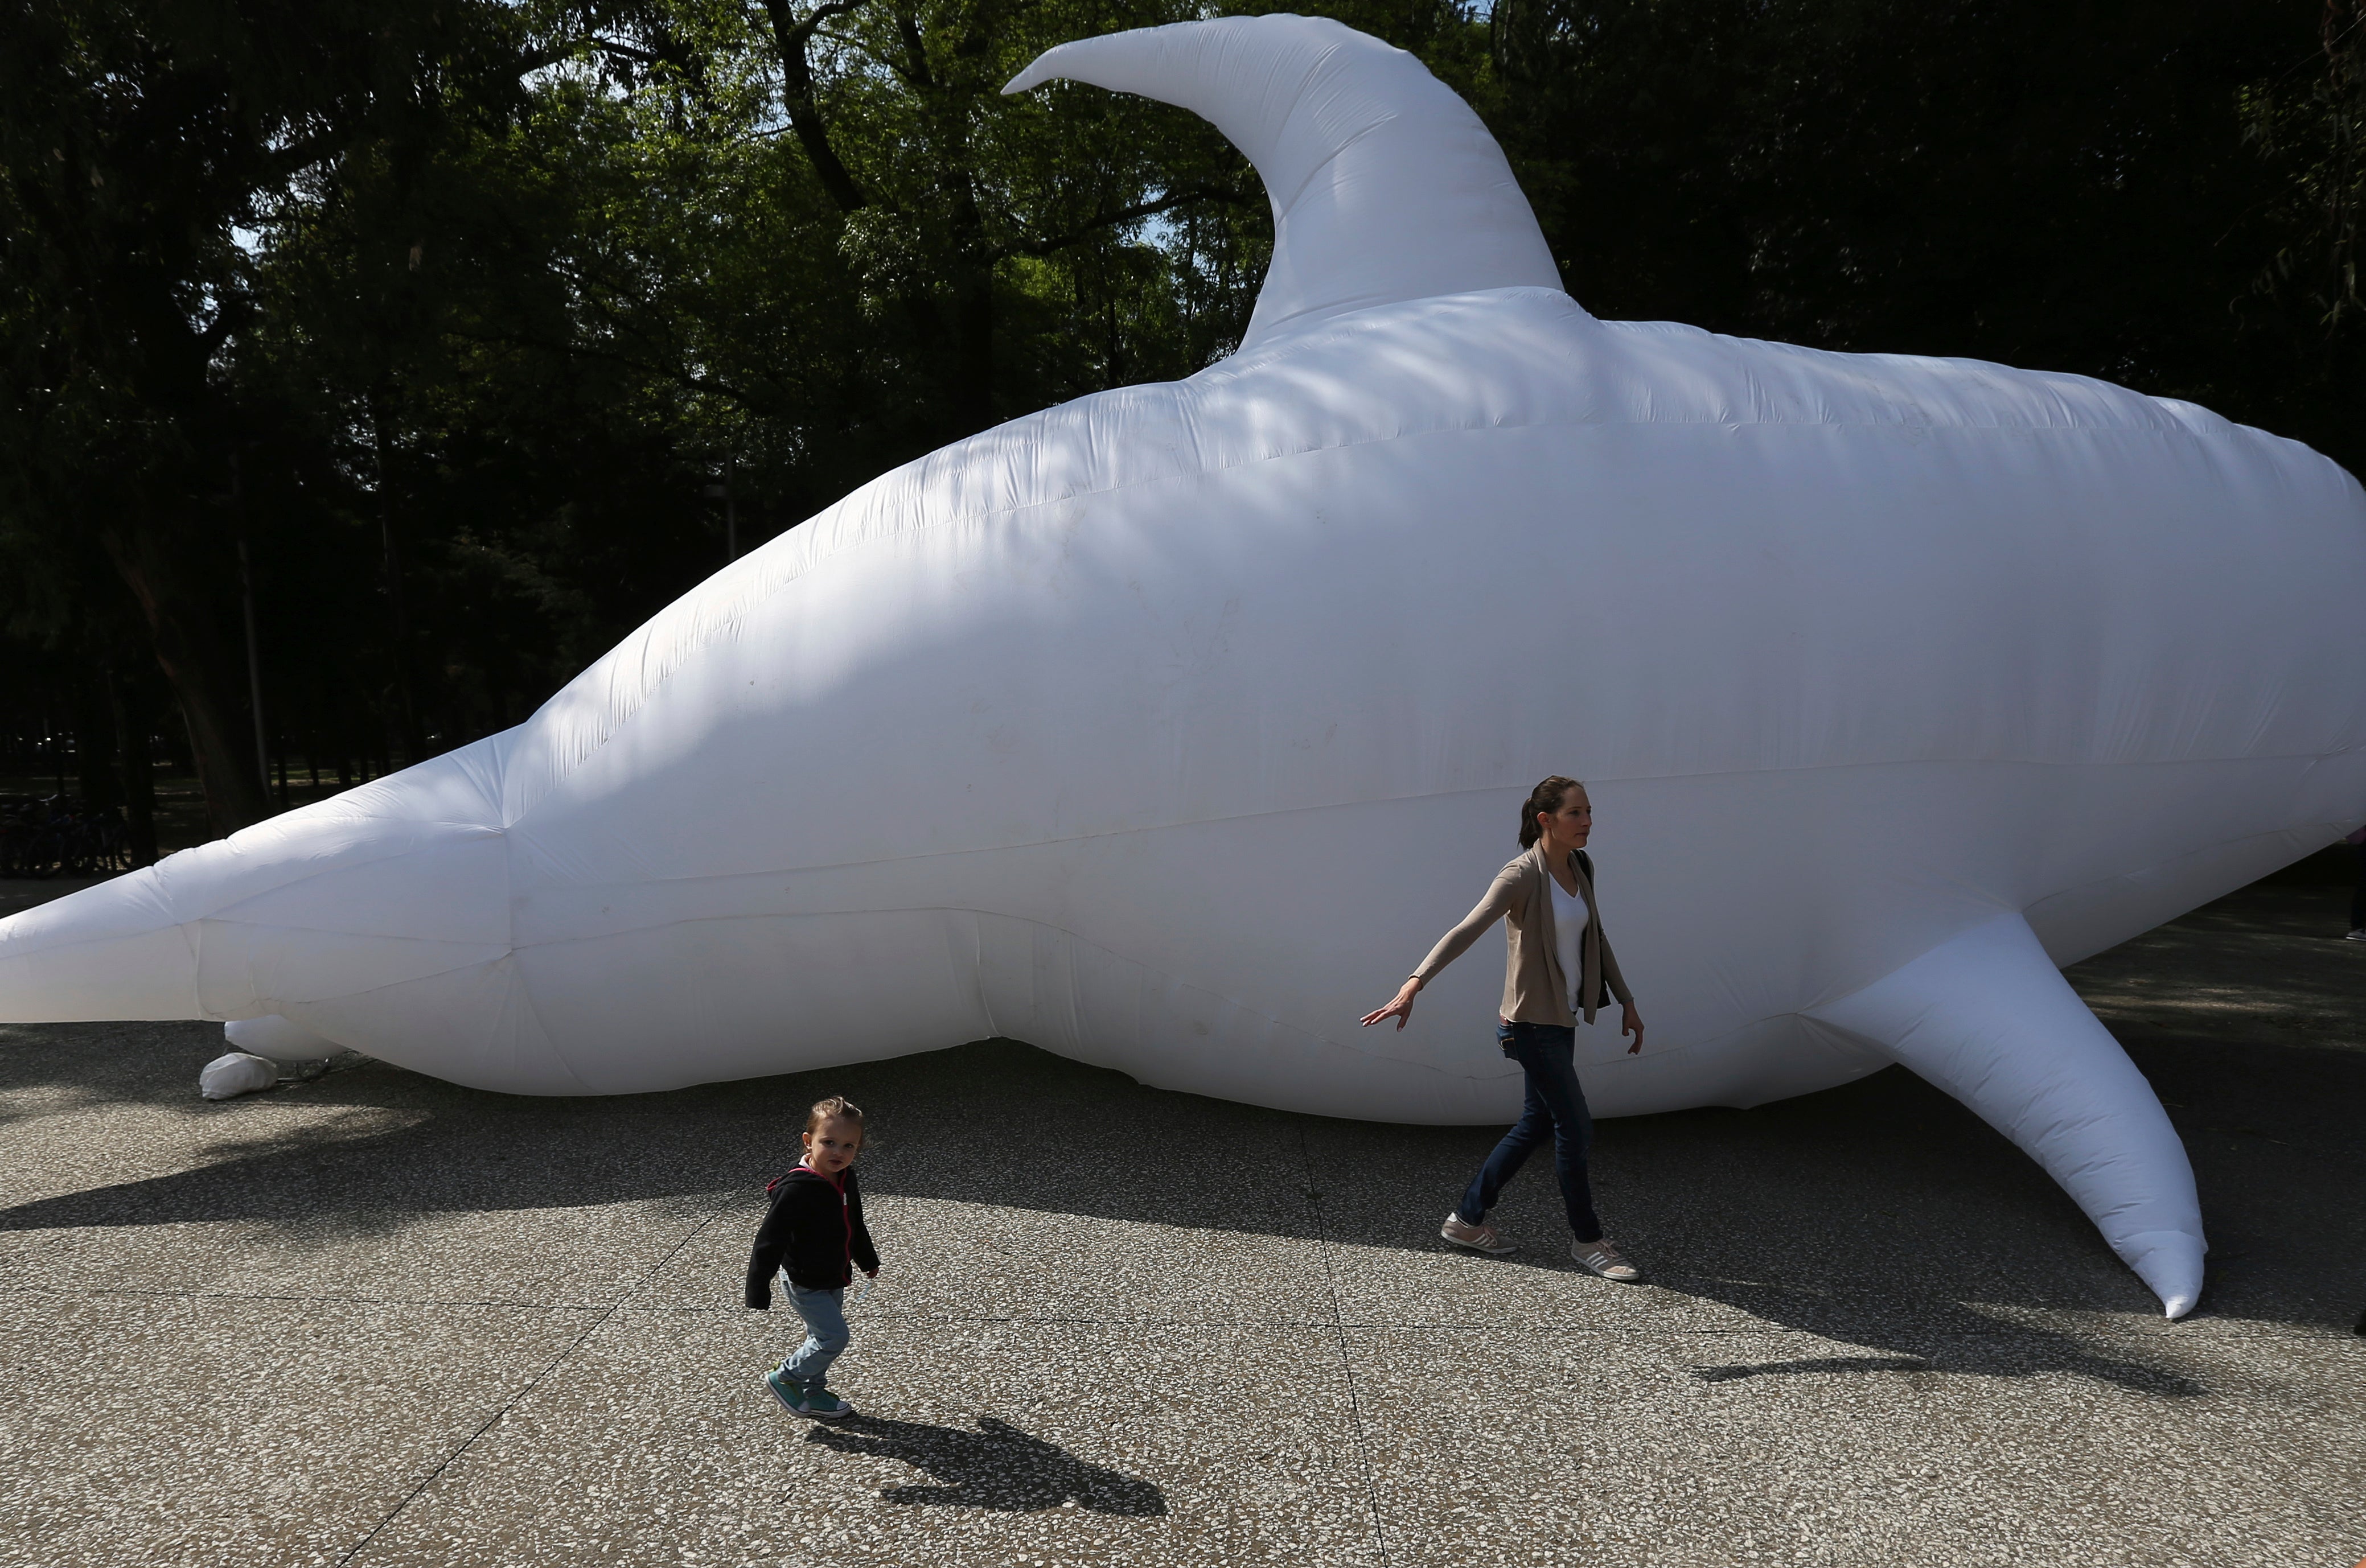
[99,522,272,836]
[761,0,872,215]
[72,669,122,813]
[109,670,158,866]
[948,258,995,435]
[928,17,994,437]
[371,394,428,766]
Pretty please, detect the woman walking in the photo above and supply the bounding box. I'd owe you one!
[1361,776,1648,1281]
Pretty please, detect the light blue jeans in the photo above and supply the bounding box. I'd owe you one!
[777,1279,850,1388]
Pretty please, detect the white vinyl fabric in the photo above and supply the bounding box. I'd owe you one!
[224,1013,342,1064]
[2,15,2361,1315]
[1003,17,1560,349]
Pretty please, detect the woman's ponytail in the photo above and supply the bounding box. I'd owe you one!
[1517,776,1584,848]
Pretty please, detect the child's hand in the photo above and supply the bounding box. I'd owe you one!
[864,1267,880,1278]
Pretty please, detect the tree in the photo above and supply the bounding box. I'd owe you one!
[10,0,2357,847]
[2240,0,2366,466]
[1484,0,2359,472]
[231,0,1278,762]
[0,0,562,832]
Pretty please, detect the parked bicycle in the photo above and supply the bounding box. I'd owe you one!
[0,795,131,879]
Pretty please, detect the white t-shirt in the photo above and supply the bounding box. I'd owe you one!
[1549,872,1592,1012]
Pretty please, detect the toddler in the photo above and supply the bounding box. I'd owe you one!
[745,1095,879,1420]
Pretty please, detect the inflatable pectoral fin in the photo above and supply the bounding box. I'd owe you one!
[1802,912,2207,1318]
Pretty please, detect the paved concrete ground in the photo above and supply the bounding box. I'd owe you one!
[1,874,2360,1567]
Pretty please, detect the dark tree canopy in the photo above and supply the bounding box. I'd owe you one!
[1489,0,2363,462]
[1,0,2357,849]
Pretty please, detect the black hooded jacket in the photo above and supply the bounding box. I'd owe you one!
[745,1164,879,1304]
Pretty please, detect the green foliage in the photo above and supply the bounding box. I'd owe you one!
[1489,0,2362,458]
[2243,2,2366,339]
[0,0,558,827]
[0,0,1278,830]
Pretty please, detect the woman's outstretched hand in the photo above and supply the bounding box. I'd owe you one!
[1361,979,1421,1031]
[1621,1003,1646,1055]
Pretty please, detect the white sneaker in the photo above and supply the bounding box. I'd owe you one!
[1440,1212,1518,1255]
[2346,928,2366,941]
[1572,1238,1642,1282]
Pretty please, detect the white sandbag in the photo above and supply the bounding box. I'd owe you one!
[199,1051,280,1100]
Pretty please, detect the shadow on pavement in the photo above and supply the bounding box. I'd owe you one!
[1658,1275,2205,1396]
[807,1414,1167,1515]
[1690,1355,1928,1381]
[1,883,2356,1364]
[1683,1346,2195,1394]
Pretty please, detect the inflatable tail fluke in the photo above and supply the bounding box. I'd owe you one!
[0,862,208,1023]
[1804,912,2207,1318]
[1004,14,1563,349]
[0,740,526,1075]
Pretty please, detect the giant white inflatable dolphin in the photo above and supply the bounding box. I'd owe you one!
[5,16,2362,1317]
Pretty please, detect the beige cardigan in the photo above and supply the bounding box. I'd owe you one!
[1411,844,1634,1026]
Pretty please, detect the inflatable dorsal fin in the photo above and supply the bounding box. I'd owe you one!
[1003,14,1563,351]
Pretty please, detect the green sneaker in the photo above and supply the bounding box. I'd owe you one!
[763,1367,816,1417]
[802,1384,853,1421]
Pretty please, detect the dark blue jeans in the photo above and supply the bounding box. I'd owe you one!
[1456,1020,1603,1244]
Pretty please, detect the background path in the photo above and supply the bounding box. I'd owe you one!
[1,874,2360,1567]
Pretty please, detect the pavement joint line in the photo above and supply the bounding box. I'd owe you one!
[328,1194,744,1568]
[1300,1125,1390,1565]
[0,1283,615,1312]
[0,1283,2312,1337]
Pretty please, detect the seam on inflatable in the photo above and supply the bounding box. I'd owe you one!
[180,919,203,1019]
[532,411,2247,807]
[268,952,523,1011]
[495,830,597,1093]
[963,912,1001,1041]
[506,405,2281,824]
[198,917,511,953]
[161,823,506,923]
[487,898,1913,1100]
[1571,1007,1891,1078]
[508,902,1471,1080]
[506,961,595,1097]
[512,750,2342,895]
[0,912,213,984]
[1265,111,1392,223]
